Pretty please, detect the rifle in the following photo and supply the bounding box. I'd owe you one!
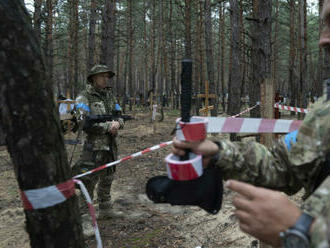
[83,113,134,131]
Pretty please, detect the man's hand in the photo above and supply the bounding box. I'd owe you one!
[172,137,219,168]
[109,121,120,135]
[226,180,301,247]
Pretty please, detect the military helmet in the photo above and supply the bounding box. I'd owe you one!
[87,64,115,84]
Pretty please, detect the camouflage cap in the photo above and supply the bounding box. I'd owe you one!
[87,64,115,83]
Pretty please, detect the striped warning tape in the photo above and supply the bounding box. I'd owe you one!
[74,116,302,179]
[20,179,75,210]
[274,103,309,114]
[74,180,102,248]
[206,117,302,133]
[230,102,260,118]
[73,141,173,179]
[20,179,103,248]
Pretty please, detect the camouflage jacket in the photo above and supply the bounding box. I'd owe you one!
[76,85,124,155]
[214,94,330,247]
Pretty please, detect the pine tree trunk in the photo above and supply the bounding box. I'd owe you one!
[0,1,84,247]
[298,0,308,117]
[204,0,218,116]
[272,0,280,92]
[317,0,324,96]
[169,0,176,109]
[184,0,192,58]
[239,0,246,99]
[68,0,79,97]
[127,0,134,110]
[150,0,156,92]
[33,0,42,46]
[220,2,226,112]
[100,0,116,76]
[249,0,261,118]
[87,0,97,71]
[73,0,79,97]
[159,0,164,97]
[143,0,148,102]
[289,0,297,115]
[45,0,53,86]
[228,0,242,117]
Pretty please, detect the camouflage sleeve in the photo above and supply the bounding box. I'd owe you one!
[76,93,111,134]
[215,138,304,195]
[301,177,330,247]
[214,97,328,196]
[117,118,124,129]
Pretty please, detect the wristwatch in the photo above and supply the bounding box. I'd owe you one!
[280,212,314,248]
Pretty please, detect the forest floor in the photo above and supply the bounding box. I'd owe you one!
[0,107,303,248]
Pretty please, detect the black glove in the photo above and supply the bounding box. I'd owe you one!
[146,167,223,214]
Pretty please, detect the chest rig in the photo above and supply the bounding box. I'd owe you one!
[87,88,113,115]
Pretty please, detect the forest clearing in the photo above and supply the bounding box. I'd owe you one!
[0,108,304,248]
[1,0,328,247]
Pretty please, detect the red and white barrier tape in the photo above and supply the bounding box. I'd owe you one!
[73,141,173,179]
[176,117,208,141]
[206,117,302,133]
[165,153,203,180]
[20,179,75,210]
[230,102,260,118]
[20,179,102,247]
[274,103,309,114]
[74,179,102,248]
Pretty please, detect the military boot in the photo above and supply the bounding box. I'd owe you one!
[81,214,94,239]
[98,201,125,219]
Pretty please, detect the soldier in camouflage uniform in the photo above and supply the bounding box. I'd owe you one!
[172,0,330,245]
[74,65,124,227]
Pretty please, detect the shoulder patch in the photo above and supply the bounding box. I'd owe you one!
[284,130,298,151]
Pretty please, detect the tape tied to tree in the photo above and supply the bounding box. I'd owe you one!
[20,179,75,210]
[20,179,103,248]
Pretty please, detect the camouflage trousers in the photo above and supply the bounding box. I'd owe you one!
[73,150,116,214]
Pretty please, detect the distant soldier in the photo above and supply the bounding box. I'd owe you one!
[74,65,124,237]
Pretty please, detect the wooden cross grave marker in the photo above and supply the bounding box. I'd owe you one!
[197,81,216,116]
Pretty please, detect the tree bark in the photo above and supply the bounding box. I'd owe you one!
[184,0,192,58]
[228,0,242,117]
[100,0,116,73]
[298,0,308,115]
[0,1,84,247]
[150,0,156,92]
[289,0,297,115]
[68,0,79,97]
[317,0,324,96]
[127,0,134,110]
[272,0,280,92]
[169,0,176,109]
[45,0,54,86]
[249,0,261,118]
[204,0,218,116]
[33,0,43,46]
[87,0,97,71]
[219,2,226,112]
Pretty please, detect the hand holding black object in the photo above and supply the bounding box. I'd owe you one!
[145,59,223,214]
[146,167,223,214]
